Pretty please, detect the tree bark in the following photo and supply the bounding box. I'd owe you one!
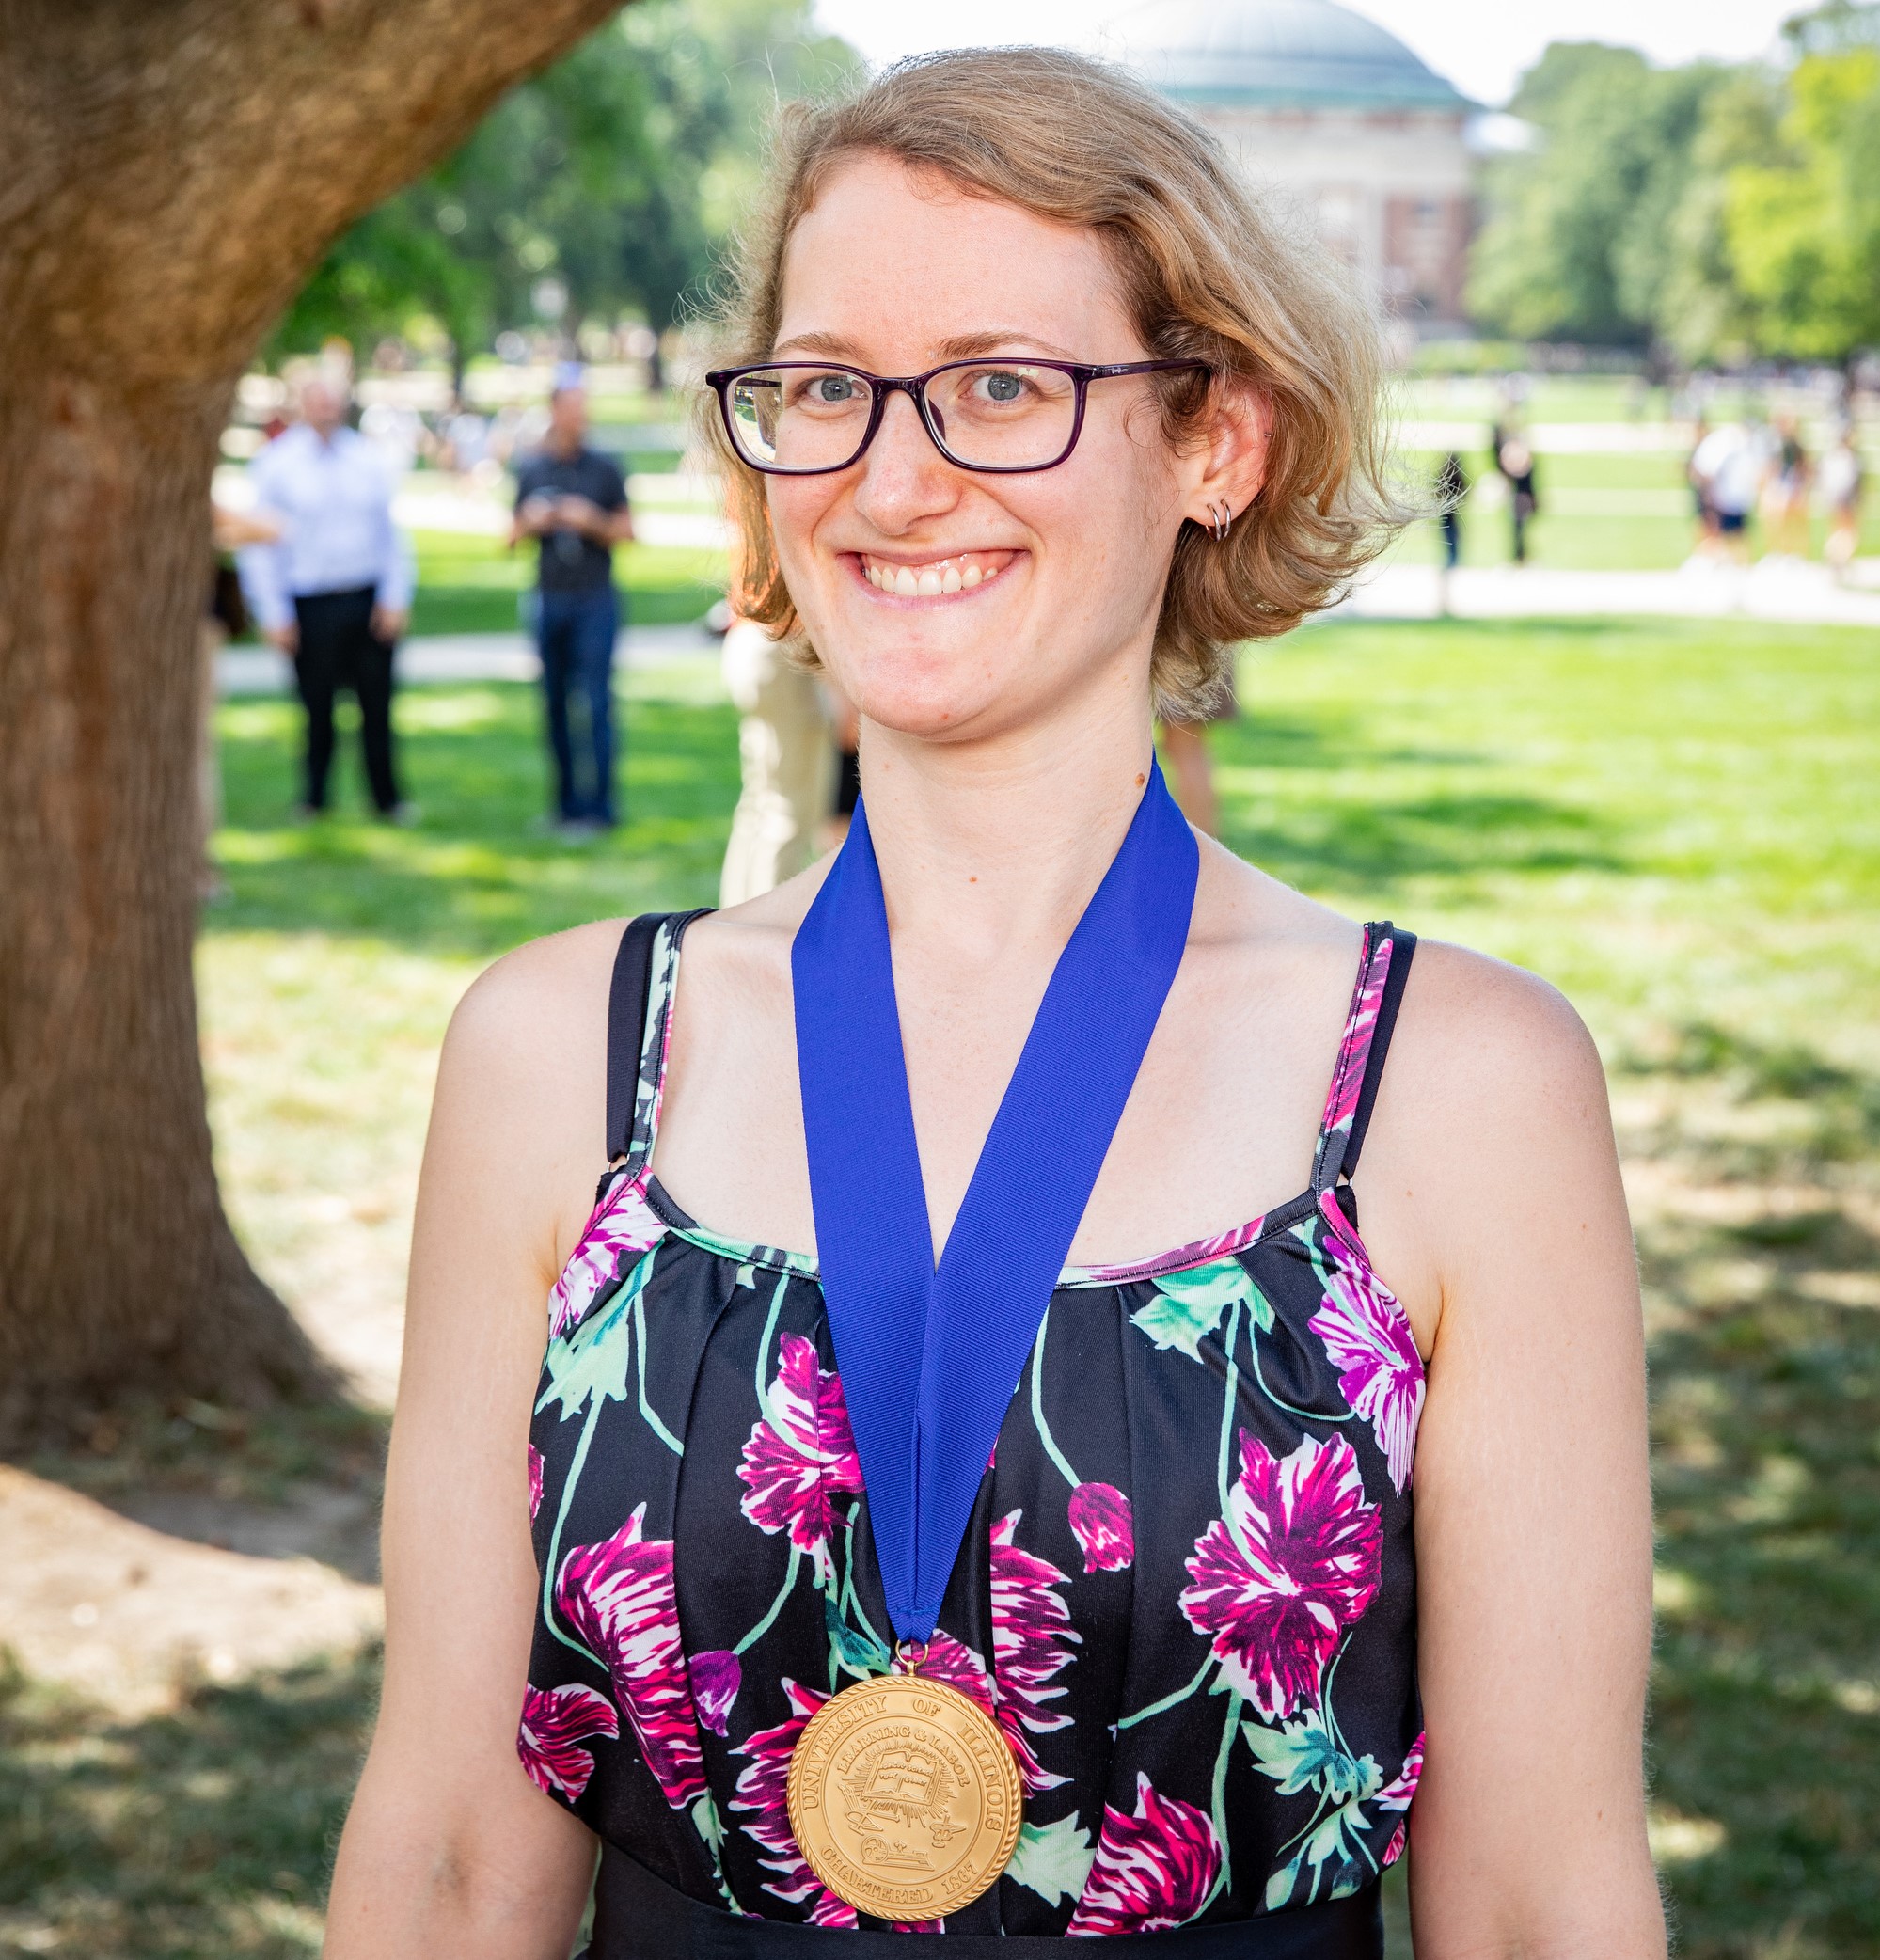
[0,0,622,1446]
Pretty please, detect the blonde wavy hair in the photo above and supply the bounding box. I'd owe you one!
[700,47,1405,718]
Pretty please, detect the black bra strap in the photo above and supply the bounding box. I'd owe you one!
[1341,925,1416,1184]
[605,909,711,1164]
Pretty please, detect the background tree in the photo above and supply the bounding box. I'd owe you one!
[272,0,860,370]
[1721,33,1880,364]
[1467,43,1737,348]
[0,0,632,1448]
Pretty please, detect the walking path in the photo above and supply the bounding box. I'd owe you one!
[213,560,1880,699]
[215,621,714,696]
[1338,557,1880,627]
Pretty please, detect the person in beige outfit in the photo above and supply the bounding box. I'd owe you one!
[718,616,835,906]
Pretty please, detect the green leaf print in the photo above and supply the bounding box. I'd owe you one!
[824,1591,891,1681]
[1005,1811,1098,1907]
[1265,1853,1303,1911]
[537,1269,642,1421]
[1242,1715,1380,1804]
[1130,1258,1272,1362]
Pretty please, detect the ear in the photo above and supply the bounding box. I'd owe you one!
[1181,382,1272,532]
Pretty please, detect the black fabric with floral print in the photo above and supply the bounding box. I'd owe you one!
[520,916,1423,1939]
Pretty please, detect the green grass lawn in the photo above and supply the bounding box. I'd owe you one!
[5,620,1877,1956]
[405,531,726,636]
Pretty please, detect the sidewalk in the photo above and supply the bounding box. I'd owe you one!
[1335,557,1880,627]
[215,621,715,696]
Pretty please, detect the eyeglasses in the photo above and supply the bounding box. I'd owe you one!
[704,357,1209,476]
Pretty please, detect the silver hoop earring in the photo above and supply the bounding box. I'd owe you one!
[1206,500,1233,541]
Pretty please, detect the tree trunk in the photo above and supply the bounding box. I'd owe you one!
[0,0,623,1447]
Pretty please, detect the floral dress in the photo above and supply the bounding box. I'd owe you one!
[521,916,1424,1940]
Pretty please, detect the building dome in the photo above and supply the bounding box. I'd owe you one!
[1108,0,1468,111]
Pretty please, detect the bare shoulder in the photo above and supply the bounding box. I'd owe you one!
[1386,938,1607,1128]
[444,916,624,1083]
[1358,938,1627,1346]
[670,854,834,1006]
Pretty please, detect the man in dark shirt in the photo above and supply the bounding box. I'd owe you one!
[512,378,634,831]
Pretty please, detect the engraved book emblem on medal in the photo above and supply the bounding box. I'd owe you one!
[786,1672,1022,1920]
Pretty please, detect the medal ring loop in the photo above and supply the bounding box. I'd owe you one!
[894,1637,930,1674]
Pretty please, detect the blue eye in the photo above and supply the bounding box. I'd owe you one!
[984,372,1022,403]
[814,375,857,403]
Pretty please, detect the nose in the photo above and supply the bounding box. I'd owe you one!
[851,386,960,535]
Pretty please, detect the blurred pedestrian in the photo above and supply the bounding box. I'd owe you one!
[1685,414,1720,561]
[511,374,634,835]
[1762,413,1810,561]
[1493,425,1538,564]
[1690,419,1765,565]
[1436,451,1467,569]
[239,375,415,821]
[718,618,834,906]
[1818,422,1864,577]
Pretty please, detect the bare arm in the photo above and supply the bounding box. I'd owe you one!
[324,927,619,1957]
[1359,948,1664,1958]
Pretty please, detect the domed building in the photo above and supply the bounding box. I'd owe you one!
[1104,0,1476,330]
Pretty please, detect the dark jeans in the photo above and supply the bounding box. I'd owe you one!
[1439,511,1461,569]
[538,585,620,823]
[292,586,401,814]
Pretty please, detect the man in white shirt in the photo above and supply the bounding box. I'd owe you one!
[1690,420,1770,565]
[239,377,416,818]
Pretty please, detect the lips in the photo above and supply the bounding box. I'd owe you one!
[854,549,1018,598]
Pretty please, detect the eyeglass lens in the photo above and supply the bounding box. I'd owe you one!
[726,364,1080,472]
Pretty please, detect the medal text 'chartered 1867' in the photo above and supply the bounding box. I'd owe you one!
[786,1670,1022,1921]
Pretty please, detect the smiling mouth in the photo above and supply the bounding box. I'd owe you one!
[853,550,1019,598]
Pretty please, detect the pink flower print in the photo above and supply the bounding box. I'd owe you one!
[556,1504,706,1809]
[688,1649,741,1737]
[1376,1731,1423,1812]
[515,1683,619,1801]
[1066,1481,1134,1573]
[528,1444,545,1521]
[731,1678,857,1927]
[1180,1430,1382,1722]
[547,1167,668,1338]
[989,1512,1078,1792]
[1320,934,1392,1142]
[1309,1200,1424,1494]
[1382,1820,1407,1867]
[737,1333,864,1585]
[1076,1215,1266,1285]
[1067,1772,1222,1936]
[892,1626,1062,1798]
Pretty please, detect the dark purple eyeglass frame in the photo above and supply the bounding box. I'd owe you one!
[703,356,1209,476]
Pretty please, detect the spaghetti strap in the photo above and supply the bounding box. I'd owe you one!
[604,908,713,1166]
[1311,923,1418,1195]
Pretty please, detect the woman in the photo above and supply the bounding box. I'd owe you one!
[324,51,1662,1959]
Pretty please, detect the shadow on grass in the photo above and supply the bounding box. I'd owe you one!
[1642,1194,1880,1957]
[210,680,736,956]
[0,1643,376,1957]
[23,1399,389,1587]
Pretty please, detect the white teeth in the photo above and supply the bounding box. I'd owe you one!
[861,555,1005,593]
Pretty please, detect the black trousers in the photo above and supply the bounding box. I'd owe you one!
[292,585,401,813]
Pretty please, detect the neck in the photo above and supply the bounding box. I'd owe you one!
[548,429,581,459]
[858,668,1161,966]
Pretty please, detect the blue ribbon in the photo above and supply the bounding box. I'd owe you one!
[792,761,1198,1641]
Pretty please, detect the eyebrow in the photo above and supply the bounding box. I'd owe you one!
[769,328,1082,363]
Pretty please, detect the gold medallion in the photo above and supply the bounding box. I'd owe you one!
[786,1669,1023,1921]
